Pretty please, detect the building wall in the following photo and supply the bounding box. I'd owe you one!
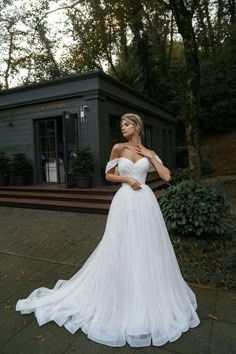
[0,72,176,185]
[97,95,176,172]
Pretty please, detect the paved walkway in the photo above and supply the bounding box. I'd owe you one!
[0,207,235,354]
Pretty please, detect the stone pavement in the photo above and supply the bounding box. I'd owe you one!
[0,207,235,354]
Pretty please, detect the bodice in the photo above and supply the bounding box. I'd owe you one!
[105,156,163,185]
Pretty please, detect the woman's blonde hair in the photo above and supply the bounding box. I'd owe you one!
[120,113,144,137]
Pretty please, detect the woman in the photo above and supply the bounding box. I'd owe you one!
[16,113,200,347]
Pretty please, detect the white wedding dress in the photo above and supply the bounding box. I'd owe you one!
[16,156,200,347]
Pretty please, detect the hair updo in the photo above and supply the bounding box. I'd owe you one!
[120,113,144,137]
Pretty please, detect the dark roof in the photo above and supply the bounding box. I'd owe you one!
[0,69,175,116]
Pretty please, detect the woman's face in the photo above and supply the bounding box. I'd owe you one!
[121,119,137,139]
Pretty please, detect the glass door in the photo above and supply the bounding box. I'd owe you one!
[34,119,59,183]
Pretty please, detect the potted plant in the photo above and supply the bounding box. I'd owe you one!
[0,152,10,186]
[71,147,95,188]
[10,153,33,186]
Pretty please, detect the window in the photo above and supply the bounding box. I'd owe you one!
[144,125,152,148]
[109,115,124,148]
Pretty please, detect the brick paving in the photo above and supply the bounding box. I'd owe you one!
[0,206,235,354]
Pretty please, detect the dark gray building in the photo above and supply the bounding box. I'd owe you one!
[0,71,176,186]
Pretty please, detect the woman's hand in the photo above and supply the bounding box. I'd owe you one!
[126,176,142,190]
[135,145,154,159]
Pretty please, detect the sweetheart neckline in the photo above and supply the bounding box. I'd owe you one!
[119,156,148,164]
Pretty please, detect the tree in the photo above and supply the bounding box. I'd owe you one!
[0,0,64,88]
[168,0,201,179]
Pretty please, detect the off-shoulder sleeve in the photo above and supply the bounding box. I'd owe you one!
[105,158,119,174]
[148,155,163,173]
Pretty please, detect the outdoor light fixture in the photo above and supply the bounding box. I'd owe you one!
[80,105,88,123]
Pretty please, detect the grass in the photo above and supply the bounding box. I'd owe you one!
[171,234,236,290]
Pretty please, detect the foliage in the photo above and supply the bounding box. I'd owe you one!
[0,152,10,175]
[0,0,235,134]
[171,234,236,289]
[199,59,236,132]
[0,0,62,88]
[10,153,33,176]
[201,158,216,175]
[71,148,95,176]
[159,180,236,238]
[170,168,191,185]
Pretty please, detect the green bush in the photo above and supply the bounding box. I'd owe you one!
[0,152,10,175]
[10,153,33,176]
[201,158,216,175]
[171,168,190,185]
[159,180,236,238]
[71,147,95,176]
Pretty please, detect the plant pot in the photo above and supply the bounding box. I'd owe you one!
[0,175,9,186]
[14,175,32,186]
[9,176,15,185]
[75,176,92,188]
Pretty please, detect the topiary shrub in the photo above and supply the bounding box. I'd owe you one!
[71,148,95,177]
[10,153,33,176]
[159,180,236,238]
[0,152,10,176]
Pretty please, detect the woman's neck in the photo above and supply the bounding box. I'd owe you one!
[126,136,142,146]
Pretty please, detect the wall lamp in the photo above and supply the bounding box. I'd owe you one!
[80,105,88,123]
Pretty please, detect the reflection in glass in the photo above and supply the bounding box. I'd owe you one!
[38,120,58,183]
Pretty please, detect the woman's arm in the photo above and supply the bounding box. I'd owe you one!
[135,145,172,182]
[105,144,142,190]
[149,155,172,182]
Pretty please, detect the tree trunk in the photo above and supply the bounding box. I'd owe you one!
[229,0,236,63]
[169,0,201,180]
[229,0,236,25]
[202,0,215,53]
[196,1,211,57]
[5,29,14,89]
[167,13,174,69]
[36,22,61,78]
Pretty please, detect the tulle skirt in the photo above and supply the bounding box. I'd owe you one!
[16,183,200,347]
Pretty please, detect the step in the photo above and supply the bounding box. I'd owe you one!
[148,179,168,191]
[0,189,164,213]
[0,190,114,204]
[0,197,110,215]
[0,178,165,195]
[0,185,118,196]
[0,178,166,214]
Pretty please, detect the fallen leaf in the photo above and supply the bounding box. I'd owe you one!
[232,297,236,301]
[20,271,25,274]
[5,299,11,304]
[22,320,27,327]
[36,335,44,339]
[207,281,217,287]
[208,314,218,320]
[15,278,20,281]
[9,264,14,267]
[4,305,12,310]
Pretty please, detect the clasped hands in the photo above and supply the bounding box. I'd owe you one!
[126,176,142,190]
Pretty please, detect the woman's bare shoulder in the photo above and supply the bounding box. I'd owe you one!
[111,143,126,153]
[109,143,125,159]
